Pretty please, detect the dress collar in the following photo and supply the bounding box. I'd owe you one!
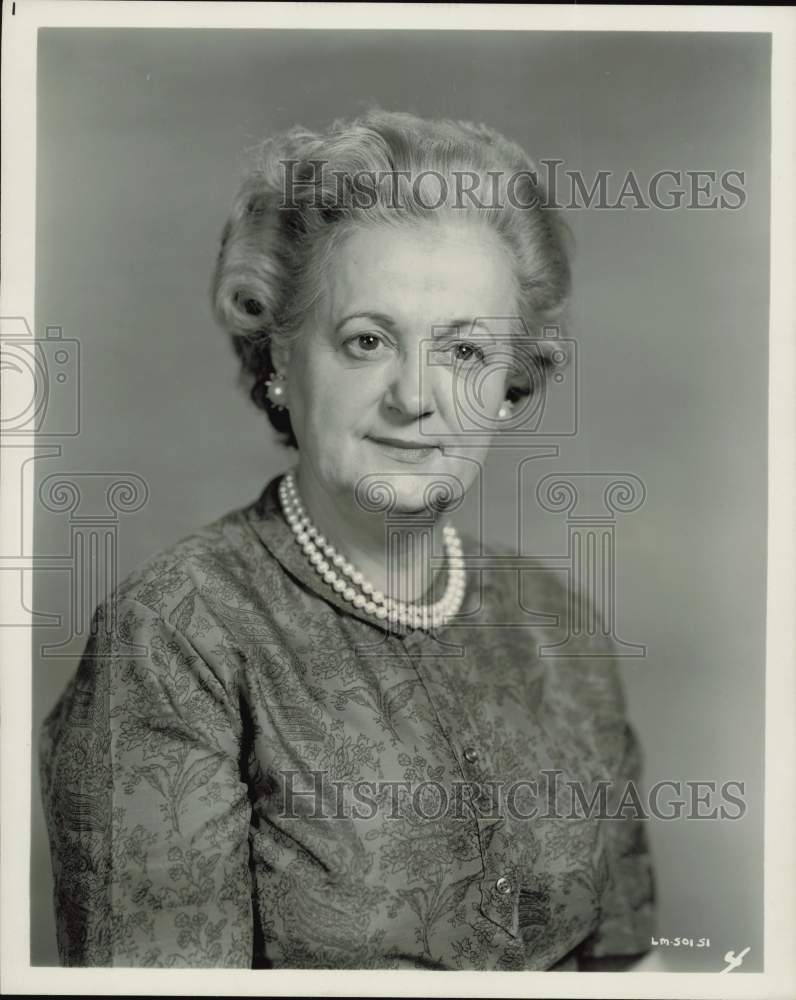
[243,471,464,639]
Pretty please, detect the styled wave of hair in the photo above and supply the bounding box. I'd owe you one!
[210,108,572,448]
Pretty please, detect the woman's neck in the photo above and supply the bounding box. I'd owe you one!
[292,464,448,603]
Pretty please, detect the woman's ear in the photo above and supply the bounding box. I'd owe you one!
[504,360,535,403]
[504,367,530,403]
[504,339,560,402]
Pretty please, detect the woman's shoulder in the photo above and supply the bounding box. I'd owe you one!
[460,533,570,616]
[110,502,271,623]
[466,533,628,717]
[467,535,617,643]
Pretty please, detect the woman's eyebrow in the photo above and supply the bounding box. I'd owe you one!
[334,311,397,333]
[436,318,497,343]
[439,317,493,334]
[333,312,496,342]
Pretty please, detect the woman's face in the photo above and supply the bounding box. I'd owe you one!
[275,219,519,514]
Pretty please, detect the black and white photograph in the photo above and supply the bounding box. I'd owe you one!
[1,2,794,997]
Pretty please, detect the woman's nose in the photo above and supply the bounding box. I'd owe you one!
[384,345,435,419]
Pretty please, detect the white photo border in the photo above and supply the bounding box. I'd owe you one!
[1,3,794,997]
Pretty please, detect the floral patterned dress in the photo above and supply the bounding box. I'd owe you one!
[40,472,655,968]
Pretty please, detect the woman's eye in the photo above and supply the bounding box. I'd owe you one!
[451,342,487,364]
[345,332,385,356]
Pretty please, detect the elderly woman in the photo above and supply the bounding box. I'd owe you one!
[40,110,655,970]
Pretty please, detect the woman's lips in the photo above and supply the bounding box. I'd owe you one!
[367,437,441,464]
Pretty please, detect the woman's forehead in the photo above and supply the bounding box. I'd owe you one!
[322,222,519,320]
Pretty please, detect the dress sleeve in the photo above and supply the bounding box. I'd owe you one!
[39,593,254,967]
[577,718,657,966]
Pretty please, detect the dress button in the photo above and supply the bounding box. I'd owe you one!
[463,747,479,763]
[494,876,512,895]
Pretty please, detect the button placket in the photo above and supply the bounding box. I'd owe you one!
[459,746,498,825]
[477,855,520,938]
[465,738,520,939]
[401,629,521,939]
[454,736,521,938]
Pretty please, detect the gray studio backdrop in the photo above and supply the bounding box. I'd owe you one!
[30,30,769,970]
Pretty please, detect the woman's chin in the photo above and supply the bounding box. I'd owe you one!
[370,474,466,517]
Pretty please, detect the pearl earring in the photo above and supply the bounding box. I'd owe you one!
[264,371,288,411]
[497,401,514,420]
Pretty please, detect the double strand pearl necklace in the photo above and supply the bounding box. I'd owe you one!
[278,471,466,631]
